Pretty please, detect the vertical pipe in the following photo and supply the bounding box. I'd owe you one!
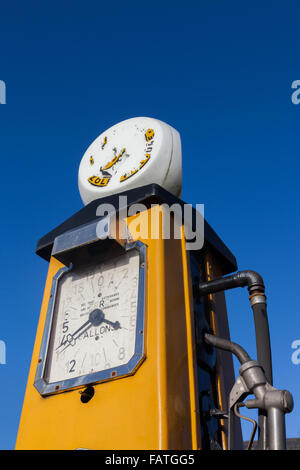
[267,408,286,450]
[250,298,273,385]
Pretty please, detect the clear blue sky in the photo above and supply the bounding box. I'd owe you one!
[0,0,299,449]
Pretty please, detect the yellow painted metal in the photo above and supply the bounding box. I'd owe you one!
[205,257,228,450]
[16,205,201,450]
[180,226,202,450]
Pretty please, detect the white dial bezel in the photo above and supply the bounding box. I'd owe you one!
[34,241,146,396]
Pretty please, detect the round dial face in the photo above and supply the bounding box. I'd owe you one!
[44,250,141,385]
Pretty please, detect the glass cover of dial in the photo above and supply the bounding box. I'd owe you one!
[45,250,140,383]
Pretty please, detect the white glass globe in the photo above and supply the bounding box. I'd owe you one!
[78,117,182,205]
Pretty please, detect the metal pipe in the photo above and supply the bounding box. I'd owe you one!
[267,408,286,450]
[205,334,293,451]
[250,300,272,385]
[250,298,273,449]
[199,270,273,450]
[198,270,265,296]
[198,271,272,382]
[204,332,251,365]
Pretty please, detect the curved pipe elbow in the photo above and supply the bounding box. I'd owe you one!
[198,270,265,296]
[234,270,265,294]
[204,332,251,365]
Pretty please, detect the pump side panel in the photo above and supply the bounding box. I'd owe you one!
[16,207,196,450]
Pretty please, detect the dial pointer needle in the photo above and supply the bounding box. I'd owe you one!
[58,322,94,354]
[56,318,91,351]
[102,319,121,330]
[56,309,106,353]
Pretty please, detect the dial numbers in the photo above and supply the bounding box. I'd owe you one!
[45,250,140,384]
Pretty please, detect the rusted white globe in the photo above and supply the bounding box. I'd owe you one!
[78,117,182,205]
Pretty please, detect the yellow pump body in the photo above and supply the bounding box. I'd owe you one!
[16,188,241,450]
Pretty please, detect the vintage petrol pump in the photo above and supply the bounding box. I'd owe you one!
[16,117,293,450]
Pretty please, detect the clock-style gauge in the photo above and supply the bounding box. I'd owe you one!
[34,241,146,396]
[78,116,182,205]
